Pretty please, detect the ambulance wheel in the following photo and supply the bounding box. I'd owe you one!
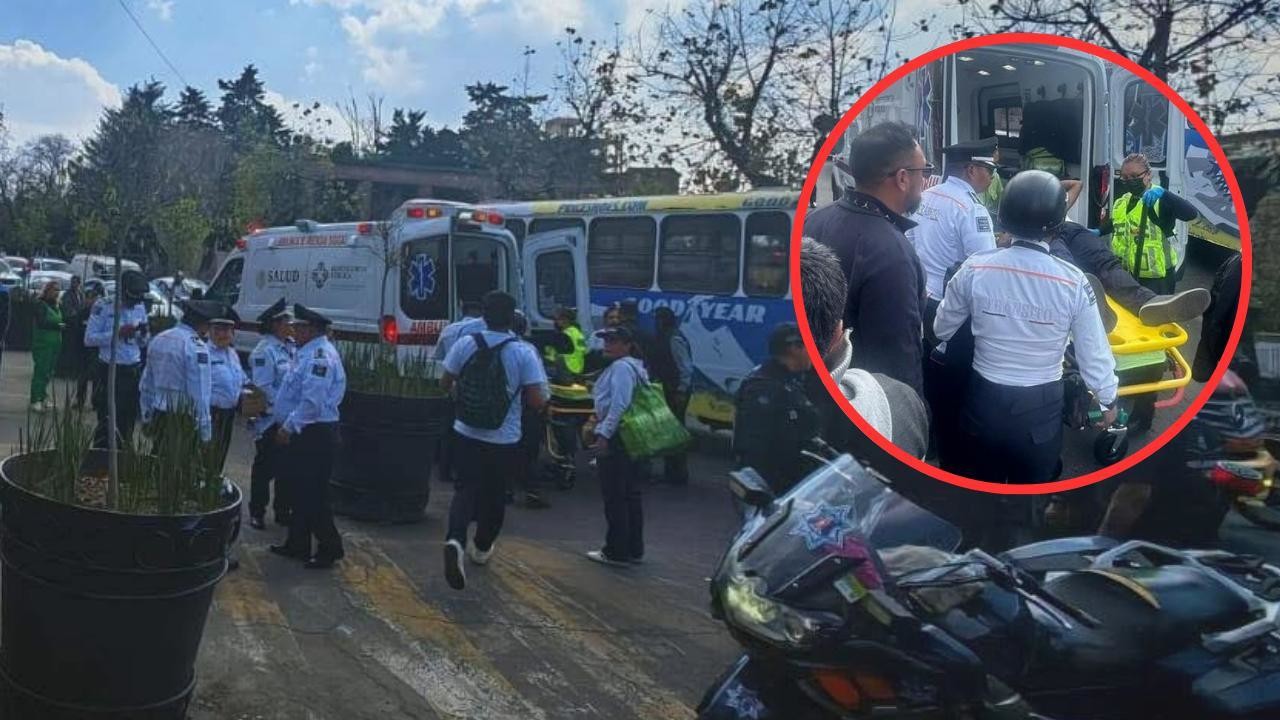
[1093,432,1129,466]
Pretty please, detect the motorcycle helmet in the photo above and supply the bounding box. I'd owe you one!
[998,169,1067,239]
[120,269,149,304]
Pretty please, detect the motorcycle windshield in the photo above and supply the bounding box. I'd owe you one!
[730,455,962,612]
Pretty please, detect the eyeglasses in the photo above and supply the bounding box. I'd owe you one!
[892,164,936,177]
[1118,170,1150,181]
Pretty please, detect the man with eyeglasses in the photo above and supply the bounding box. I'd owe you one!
[804,121,929,398]
[908,139,1002,468]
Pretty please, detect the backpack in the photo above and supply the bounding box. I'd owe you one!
[456,332,517,430]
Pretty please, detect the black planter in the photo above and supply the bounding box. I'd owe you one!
[0,451,241,720]
[332,391,452,524]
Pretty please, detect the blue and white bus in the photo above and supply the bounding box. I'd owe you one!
[491,191,799,428]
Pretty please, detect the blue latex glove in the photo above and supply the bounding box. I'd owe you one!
[1089,228,1101,236]
[1142,186,1165,206]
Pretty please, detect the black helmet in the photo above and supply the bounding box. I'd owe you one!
[120,269,149,302]
[999,170,1066,239]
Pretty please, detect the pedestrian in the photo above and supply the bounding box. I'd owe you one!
[585,303,623,370]
[60,275,86,378]
[934,170,1118,485]
[208,308,247,473]
[909,139,1001,468]
[268,304,347,570]
[139,298,218,443]
[804,121,929,397]
[513,310,550,509]
[433,300,484,361]
[732,323,821,495]
[542,306,587,382]
[440,290,548,590]
[30,281,64,411]
[0,282,9,381]
[647,307,692,484]
[1104,153,1199,296]
[71,283,101,408]
[247,298,295,529]
[810,113,839,207]
[84,270,151,449]
[585,325,649,566]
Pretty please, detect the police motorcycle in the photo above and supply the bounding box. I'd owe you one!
[698,451,1280,719]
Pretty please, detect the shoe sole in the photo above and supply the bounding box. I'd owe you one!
[1139,288,1211,327]
[444,542,466,590]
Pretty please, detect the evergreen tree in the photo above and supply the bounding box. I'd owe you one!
[216,65,286,146]
[175,86,215,129]
[378,109,426,162]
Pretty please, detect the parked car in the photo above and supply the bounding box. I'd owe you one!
[30,257,71,273]
[25,270,74,294]
[88,279,180,321]
[0,259,21,289]
[69,254,143,283]
[150,276,208,301]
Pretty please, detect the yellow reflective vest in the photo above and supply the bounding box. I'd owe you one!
[544,325,587,375]
[1110,190,1175,279]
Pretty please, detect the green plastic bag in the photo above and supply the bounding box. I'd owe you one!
[618,366,691,460]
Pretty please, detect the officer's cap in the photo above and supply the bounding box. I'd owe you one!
[943,138,1001,170]
[768,322,805,356]
[594,326,633,344]
[210,306,240,326]
[291,303,332,328]
[180,299,224,324]
[257,297,293,326]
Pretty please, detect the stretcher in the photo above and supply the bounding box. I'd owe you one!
[1078,295,1194,466]
[545,382,594,488]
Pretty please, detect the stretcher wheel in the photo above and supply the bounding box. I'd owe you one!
[1093,432,1129,466]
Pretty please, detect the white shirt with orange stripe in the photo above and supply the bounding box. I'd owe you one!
[907,175,996,300]
[934,238,1118,407]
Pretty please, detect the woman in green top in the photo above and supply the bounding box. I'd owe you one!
[30,281,64,410]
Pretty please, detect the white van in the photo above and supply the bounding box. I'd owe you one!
[828,42,1241,253]
[69,254,143,283]
[203,200,591,357]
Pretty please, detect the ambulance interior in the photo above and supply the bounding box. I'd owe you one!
[949,48,1095,225]
[451,234,508,307]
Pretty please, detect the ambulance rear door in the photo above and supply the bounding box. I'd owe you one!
[521,227,590,345]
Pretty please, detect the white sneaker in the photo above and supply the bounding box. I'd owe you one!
[585,549,629,567]
[443,539,466,590]
[467,540,495,566]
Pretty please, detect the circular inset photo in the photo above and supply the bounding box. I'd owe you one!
[796,33,1251,494]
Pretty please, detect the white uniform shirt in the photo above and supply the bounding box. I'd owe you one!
[934,239,1118,407]
[433,316,486,361]
[908,176,997,300]
[442,329,548,445]
[139,323,213,440]
[275,336,347,435]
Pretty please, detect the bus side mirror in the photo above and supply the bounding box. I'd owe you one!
[729,468,775,510]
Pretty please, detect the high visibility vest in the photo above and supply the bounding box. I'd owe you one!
[544,325,587,375]
[1110,191,1175,279]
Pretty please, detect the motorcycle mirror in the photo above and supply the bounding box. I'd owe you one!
[729,468,775,510]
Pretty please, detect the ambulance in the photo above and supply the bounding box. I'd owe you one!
[824,42,1242,254]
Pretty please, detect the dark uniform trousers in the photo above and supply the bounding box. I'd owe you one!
[662,390,690,483]
[598,436,643,561]
[959,373,1064,484]
[92,360,141,449]
[446,435,519,551]
[250,423,291,521]
[923,297,975,471]
[210,407,237,475]
[281,422,343,559]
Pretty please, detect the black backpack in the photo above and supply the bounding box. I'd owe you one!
[456,333,517,430]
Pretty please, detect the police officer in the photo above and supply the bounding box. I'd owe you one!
[85,269,152,448]
[934,170,1119,485]
[248,298,295,529]
[269,304,347,570]
[1104,152,1199,295]
[139,299,220,442]
[910,139,1001,468]
[208,308,247,473]
[732,323,821,495]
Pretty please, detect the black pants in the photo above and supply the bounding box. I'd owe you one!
[517,411,545,497]
[92,360,141,449]
[959,374,1064,484]
[210,407,237,476]
[599,437,644,561]
[281,423,343,559]
[445,435,518,550]
[662,390,690,483]
[923,298,974,471]
[250,423,291,520]
[1138,275,1176,297]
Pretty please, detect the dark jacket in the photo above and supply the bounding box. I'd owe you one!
[804,190,925,396]
[1193,253,1242,383]
[733,360,820,495]
[1050,221,1155,316]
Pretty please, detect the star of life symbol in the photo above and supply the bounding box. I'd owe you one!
[790,502,854,552]
[311,262,330,289]
[723,683,765,719]
[409,253,436,301]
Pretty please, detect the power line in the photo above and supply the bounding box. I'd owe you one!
[115,0,189,88]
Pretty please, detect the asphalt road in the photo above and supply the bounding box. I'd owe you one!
[0,352,743,720]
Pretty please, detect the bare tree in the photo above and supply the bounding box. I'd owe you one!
[337,91,386,157]
[960,0,1280,132]
[789,0,889,119]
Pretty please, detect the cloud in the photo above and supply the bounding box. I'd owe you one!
[0,40,122,144]
[510,0,586,30]
[303,45,323,80]
[148,0,174,21]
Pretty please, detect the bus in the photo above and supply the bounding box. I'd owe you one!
[490,191,799,429]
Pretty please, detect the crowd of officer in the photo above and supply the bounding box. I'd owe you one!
[804,122,1219,484]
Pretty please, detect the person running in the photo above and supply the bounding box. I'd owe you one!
[30,281,64,411]
[586,325,649,567]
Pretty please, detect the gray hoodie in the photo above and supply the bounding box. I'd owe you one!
[826,332,929,459]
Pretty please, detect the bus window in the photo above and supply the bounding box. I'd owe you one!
[400,234,450,320]
[658,214,740,294]
[535,250,577,318]
[505,218,527,246]
[453,234,506,305]
[530,217,585,236]
[588,216,655,289]
[744,212,789,297]
[206,257,244,306]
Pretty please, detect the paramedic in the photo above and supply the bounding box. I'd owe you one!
[1103,153,1199,296]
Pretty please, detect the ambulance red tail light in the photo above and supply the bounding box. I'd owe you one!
[380,315,399,345]
[235,237,248,250]
[357,222,373,235]
[405,205,443,220]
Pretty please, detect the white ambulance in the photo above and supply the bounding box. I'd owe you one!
[203,200,591,357]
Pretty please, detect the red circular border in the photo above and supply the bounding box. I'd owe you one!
[791,31,1253,495]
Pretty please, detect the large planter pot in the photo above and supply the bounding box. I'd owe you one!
[332,391,452,524]
[0,450,241,719]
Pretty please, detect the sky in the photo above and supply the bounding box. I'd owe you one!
[0,0,692,145]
